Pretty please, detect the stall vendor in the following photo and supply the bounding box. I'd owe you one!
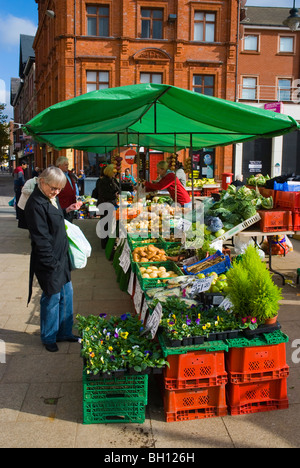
[144,160,191,207]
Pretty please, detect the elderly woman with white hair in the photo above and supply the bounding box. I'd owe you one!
[25,166,82,352]
[55,156,78,222]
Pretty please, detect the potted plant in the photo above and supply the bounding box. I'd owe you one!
[226,245,282,326]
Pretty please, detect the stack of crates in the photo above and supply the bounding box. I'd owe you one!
[225,335,289,415]
[161,346,228,422]
[82,369,148,424]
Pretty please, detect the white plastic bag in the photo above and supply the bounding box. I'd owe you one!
[65,220,92,269]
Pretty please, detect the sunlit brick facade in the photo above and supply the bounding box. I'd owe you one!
[34,0,241,178]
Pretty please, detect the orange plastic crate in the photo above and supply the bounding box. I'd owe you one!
[202,187,220,197]
[225,342,289,384]
[258,187,276,204]
[257,209,293,232]
[164,385,227,422]
[293,212,300,231]
[227,378,289,415]
[165,351,227,388]
[275,191,300,213]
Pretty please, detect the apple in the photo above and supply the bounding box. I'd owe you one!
[197,273,206,279]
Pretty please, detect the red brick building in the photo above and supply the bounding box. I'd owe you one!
[33,0,241,180]
[237,6,300,179]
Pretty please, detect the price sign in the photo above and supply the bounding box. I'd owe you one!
[175,218,192,232]
[140,300,148,323]
[127,270,135,296]
[133,280,143,314]
[190,276,214,295]
[119,240,131,273]
[218,297,233,311]
[144,302,162,339]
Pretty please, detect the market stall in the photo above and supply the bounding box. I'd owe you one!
[23,84,299,424]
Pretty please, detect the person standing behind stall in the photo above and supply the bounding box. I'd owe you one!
[95,164,121,248]
[24,167,82,352]
[144,160,191,207]
[13,160,27,220]
[55,157,77,222]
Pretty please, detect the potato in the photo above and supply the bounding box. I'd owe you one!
[139,267,147,273]
[149,272,158,278]
[142,273,150,278]
[158,266,166,272]
[159,272,170,278]
[140,257,148,263]
[150,266,158,270]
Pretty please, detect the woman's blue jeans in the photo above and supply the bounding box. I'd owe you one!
[40,281,74,344]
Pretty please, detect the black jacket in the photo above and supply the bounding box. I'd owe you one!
[24,185,71,303]
[95,175,120,207]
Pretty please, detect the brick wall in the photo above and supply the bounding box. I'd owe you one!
[33,0,239,178]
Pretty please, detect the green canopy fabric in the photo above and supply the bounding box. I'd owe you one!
[23,83,300,152]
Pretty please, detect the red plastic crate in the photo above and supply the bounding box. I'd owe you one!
[258,187,276,204]
[257,209,293,232]
[227,378,289,415]
[202,187,220,197]
[293,212,300,231]
[165,351,227,389]
[225,343,289,384]
[275,190,300,213]
[164,385,227,422]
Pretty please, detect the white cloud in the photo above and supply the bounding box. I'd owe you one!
[0,14,36,49]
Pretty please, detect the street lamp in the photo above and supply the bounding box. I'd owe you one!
[283,0,300,31]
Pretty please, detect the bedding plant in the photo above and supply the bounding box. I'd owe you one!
[76,313,168,376]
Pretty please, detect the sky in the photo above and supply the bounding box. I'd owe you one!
[0,0,297,121]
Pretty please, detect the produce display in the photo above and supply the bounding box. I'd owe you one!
[247,173,270,186]
[186,177,217,188]
[139,264,179,279]
[132,244,167,263]
[77,181,285,379]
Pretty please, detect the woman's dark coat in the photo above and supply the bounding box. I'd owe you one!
[24,185,71,303]
[95,175,120,207]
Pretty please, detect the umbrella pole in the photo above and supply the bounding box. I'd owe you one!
[174,134,177,208]
[137,134,140,203]
[190,134,195,211]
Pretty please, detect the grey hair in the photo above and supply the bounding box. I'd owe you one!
[55,156,69,167]
[236,174,243,181]
[37,166,67,189]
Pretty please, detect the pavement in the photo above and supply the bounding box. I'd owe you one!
[0,171,300,449]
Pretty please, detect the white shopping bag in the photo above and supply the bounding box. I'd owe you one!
[65,220,92,269]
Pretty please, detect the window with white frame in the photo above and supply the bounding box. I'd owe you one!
[244,35,259,52]
[278,79,292,101]
[194,12,216,42]
[279,36,294,53]
[86,71,109,92]
[140,72,162,84]
[241,77,257,100]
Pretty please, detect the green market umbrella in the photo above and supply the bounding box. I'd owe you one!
[23,83,300,153]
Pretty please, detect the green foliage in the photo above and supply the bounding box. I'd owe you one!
[0,104,11,158]
[76,313,168,375]
[226,245,282,322]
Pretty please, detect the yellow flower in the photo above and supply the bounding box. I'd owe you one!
[120,331,129,340]
[88,348,92,353]
[127,349,131,353]
[108,346,113,352]
[90,352,95,358]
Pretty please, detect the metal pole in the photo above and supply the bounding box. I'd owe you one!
[190,134,194,211]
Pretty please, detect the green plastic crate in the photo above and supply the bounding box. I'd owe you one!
[83,371,148,404]
[83,399,146,424]
[129,241,166,273]
[136,261,184,291]
[226,330,289,349]
[157,331,228,357]
[127,234,163,250]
